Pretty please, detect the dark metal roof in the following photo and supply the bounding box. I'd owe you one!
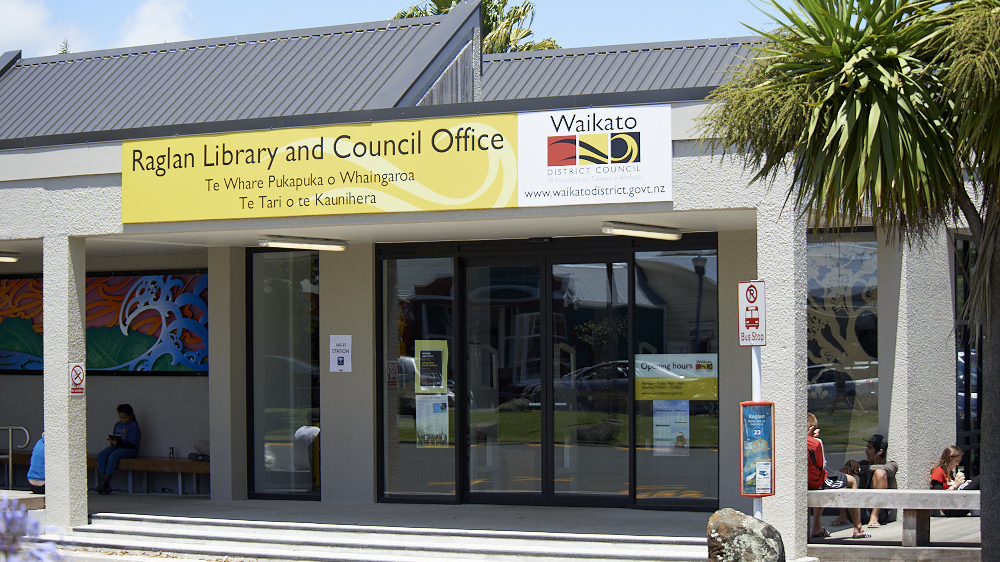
[480,37,759,102]
[0,1,479,148]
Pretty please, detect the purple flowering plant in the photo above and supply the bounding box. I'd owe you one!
[0,493,61,562]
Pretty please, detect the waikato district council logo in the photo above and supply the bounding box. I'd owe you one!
[547,132,641,166]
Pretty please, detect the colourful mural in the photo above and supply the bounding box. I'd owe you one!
[0,274,208,373]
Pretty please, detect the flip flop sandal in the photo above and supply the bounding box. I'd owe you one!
[849,532,872,539]
[811,529,831,538]
[867,522,881,528]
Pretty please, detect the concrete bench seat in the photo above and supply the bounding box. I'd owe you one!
[2,489,45,510]
[808,488,979,547]
[2,450,209,496]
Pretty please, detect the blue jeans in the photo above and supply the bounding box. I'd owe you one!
[97,446,138,476]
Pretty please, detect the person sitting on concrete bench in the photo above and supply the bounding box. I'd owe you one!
[807,413,868,539]
[830,433,898,528]
[931,445,980,516]
[27,432,45,494]
[96,403,141,494]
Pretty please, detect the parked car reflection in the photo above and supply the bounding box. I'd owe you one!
[807,362,878,412]
[394,356,458,415]
[522,360,718,414]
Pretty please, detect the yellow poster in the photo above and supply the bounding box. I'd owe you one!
[122,114,518,223]
[633,354,719,401]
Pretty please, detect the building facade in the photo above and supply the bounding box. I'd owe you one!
[0,2,966,558]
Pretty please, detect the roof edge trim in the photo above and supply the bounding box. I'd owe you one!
[0,88,712,152]
[482,36,762,62]
[380,0,482,108]
[0,50,21,79]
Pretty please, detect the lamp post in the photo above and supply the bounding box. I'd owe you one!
[692,256,707,352]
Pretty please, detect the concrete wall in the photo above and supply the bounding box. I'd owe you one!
[207,246,248,500]
[320,243,376,503]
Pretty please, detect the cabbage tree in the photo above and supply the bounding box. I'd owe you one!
[698,0,1000,555]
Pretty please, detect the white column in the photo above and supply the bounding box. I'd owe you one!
[757,203,809,558]
[207,246,247,500]
[42,234,88,528]
[879,227,956,489]
[320,243,375,503]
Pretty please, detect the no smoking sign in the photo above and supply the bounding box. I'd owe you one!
[69,363,86,396]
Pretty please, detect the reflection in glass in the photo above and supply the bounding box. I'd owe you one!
[954,238,981,476]
[806,232,878,471]
[634,251,719,504]
[250,250,320,497]
[551,263,629,495]
[382,258,456,497]
[467,265,542,494]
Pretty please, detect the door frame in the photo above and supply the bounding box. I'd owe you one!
[375,235,718,508]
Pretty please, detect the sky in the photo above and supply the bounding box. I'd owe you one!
[0,0,786,59]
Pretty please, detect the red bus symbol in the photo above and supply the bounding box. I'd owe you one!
[745,306,759,329]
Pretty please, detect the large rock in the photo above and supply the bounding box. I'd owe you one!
[707,508,785,562]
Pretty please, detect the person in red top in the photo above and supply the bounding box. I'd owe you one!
[807,413,868,539]
[931,445,979,516]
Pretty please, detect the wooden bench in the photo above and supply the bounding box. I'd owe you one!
[808,488,980,547]
[86,454,210,495]
[1,450,209,496]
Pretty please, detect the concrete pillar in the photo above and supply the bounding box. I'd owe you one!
[879,227,956,489]
[718,230,756,513]
[757,204,809,558]
[207,246,247,500]
[320,243,375,503]
[42,234,88,528]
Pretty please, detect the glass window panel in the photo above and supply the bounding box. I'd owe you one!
[552,262,629,496]
[382,258,456,497]
[954,238,981,476]
[806,232,878,471]
[634,250,719,504]
[250,250,320,497]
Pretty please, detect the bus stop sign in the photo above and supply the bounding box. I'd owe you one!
[738,281,766,347]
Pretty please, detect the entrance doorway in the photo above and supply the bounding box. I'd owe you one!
[378,237,719,509]
[465,258,629,505]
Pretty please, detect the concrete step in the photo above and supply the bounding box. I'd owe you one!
[37,513,708,562]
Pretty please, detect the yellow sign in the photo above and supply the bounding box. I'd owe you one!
[122,114,518,223]
[635,377,718,401]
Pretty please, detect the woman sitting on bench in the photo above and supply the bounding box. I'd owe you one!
[95,404,141,494]
[931,445,979,516]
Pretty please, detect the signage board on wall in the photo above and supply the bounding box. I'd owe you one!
[121,104,672,223]
[329,335,352,372]
[69,363,85,396]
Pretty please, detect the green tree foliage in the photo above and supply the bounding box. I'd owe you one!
[394,0,559,53]
[698,1,1000,556]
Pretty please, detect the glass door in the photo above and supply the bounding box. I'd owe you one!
[466,262,543,497]
[551,262,630,499]
[464,258,630,504]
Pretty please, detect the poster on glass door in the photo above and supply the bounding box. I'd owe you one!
[415,340,449,394]
[415,395,449,448]
[653,400,690,456]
